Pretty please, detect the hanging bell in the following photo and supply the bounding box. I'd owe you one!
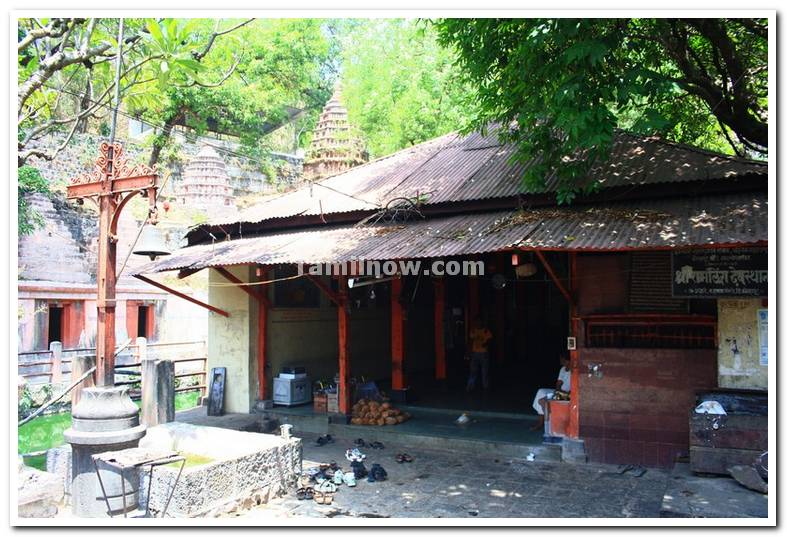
[133,225,171,261]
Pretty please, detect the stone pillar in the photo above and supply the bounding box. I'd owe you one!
[141,358,175,428]
[71,355,95,409]
[64,387,146,517]
[50,341,63,384]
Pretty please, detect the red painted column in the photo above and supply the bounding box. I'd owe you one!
[257,268,269,401]
[494,254,505,363]
[434,278,446,380]
[391,278,406,390]
[567,252,580,439]
[337,277,351,414]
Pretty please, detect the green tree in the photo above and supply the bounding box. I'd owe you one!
[134,18,334,167]
[434,18,768,203]
[338,19,470,158]
[18,166,49,235]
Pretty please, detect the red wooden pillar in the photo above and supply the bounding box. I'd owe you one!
[257,268,270,401]
[494,253,505,363]
[434,278,446,380]
[567,252,580,439]
[391,278,406,390]
[337,277,351,414]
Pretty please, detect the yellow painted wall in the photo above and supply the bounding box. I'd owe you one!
[207,266,256,413]
[717,299,768,390]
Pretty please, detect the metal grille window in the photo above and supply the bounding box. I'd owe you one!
[585,315,716,349]
[628,252,688,313]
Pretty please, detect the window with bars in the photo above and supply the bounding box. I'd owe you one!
[585,315,716,349]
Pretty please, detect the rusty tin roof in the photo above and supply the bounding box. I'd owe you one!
[135,191,767,275]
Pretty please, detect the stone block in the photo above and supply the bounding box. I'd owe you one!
[18,462,64,518]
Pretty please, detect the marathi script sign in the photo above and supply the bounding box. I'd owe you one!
[672,248,767,298]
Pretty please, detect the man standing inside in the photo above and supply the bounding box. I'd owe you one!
[466,316,493,392]
[530,354,572,431]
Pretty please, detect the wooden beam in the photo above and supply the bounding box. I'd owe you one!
[304,274,342,306]
[535,250,573,306]
[134,275,229,317]
[391,278,406,390]
[178,267,203,279]
[337,277,351,414]
[434,278,446,380]
[257,268,270,401]
[494,253,505,363]
[567,252,580,439]
[214,266,270,308]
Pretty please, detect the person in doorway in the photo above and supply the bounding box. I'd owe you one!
[466,317,493,392]
[530,354,572,431]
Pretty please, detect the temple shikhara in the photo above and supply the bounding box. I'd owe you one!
[303,85,367,180]
[177,145,235,210]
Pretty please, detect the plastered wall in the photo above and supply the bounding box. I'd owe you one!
[717,298,768,390]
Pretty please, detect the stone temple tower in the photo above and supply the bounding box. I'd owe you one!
[303,85,367,180]
[178,145,235,210]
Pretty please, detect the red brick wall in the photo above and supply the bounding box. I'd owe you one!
[574,253,718,468]
[578,346,717,468]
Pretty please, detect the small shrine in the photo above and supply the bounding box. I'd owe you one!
[177,145,235,210]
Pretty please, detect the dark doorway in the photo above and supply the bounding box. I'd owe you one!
[48,305,63,346]
[137,305,149,338]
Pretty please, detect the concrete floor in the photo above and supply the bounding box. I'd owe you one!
[236,431,671,519]
[176,408,768,520]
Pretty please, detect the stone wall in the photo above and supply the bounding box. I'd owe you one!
[26,131,303,199]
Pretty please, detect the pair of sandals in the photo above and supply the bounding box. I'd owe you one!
[332,469,357,487]
[313,480,337,504]
[354,439,385,449]
[367,463,388,483]
[315,434,334,447]
[350,460,368,479]
[617,464,647,477]
[395,453,414,464]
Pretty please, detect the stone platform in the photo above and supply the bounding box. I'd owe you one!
[138,422,301,517]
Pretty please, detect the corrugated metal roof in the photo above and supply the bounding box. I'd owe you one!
[135,191,766,275]
[210,130,766,229]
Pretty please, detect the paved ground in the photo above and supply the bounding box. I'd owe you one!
[235,431,671,519]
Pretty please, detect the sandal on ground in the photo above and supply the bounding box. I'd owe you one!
[313,490,326,504]
[354,438,366,448]
[315,434,334,446]
[350,461,368,479]
[397,453,413,463]
[369,441,385,450]
[617,464,635,474]
[343,471,357,487]
[345,448,366,462]
[332,469,345,485]
[296,487,314,501]
[370,463,388,482]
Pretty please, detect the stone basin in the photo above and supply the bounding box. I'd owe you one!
[138,422,301,517]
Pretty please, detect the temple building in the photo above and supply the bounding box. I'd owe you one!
[303,85,367,180]
[177,145,235,209]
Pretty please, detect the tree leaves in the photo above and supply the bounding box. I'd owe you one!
[434,18,768,203]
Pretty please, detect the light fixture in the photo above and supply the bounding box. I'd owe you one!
[348,275,399,288]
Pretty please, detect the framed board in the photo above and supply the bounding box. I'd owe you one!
[672,247,767,298]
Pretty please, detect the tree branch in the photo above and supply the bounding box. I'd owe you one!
[192,18,254,61]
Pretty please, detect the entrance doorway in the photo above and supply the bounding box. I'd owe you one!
[403,252,571,417]
[47,305,63,346]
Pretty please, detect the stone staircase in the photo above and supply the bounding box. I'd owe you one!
[18,194,93,283]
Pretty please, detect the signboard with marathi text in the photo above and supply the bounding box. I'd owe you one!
[672,248,767,298]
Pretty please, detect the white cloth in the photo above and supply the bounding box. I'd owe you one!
[532,367,572,415]
[557,366,571,392]
[532,388,554,415]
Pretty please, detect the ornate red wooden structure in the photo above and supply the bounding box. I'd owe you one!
[66,142,160,387]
